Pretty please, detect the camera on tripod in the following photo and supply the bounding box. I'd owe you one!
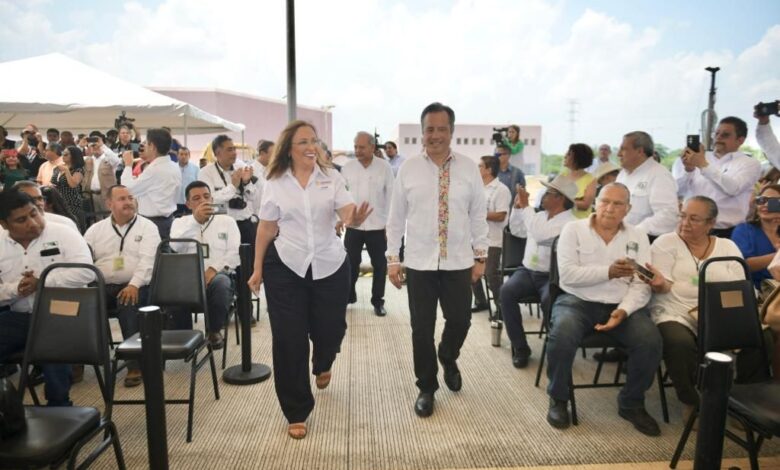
[114,111,135,130]
[374,130,386,150]
[492,127,509,145]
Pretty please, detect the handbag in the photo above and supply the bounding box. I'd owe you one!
[759,279,780,332]
[0,377,26,439]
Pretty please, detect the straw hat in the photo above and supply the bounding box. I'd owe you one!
[592,161,621,182]
[540,175,578,203]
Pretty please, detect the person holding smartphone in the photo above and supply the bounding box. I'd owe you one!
[248,120,371,440]
[755,100,780,167]
[639,196,751,424]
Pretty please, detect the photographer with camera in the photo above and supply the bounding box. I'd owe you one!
[493,125,524,167]
[198,135,262,256]
[755,100,780,168]
[17,124,46,179]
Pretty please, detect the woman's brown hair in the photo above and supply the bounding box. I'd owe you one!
[266,120,331,180]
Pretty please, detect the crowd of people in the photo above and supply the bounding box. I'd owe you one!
[0,100,778,443]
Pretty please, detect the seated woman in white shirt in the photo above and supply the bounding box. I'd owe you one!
[642,196,769,421]
[248,121,370,440]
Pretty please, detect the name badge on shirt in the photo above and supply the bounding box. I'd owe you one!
[40,248,61,257]
[315,179,331,189]
[691,275,699,286]
[113,257,125,271]
[530,253,539,267]
[218,232,227,240]
[636,181,648,190]
[134,235,143,242]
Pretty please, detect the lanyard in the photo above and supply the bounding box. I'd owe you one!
[214,163,231,187]
[680,233,712,273]
[200,215,215,238]
[111,216,138,254]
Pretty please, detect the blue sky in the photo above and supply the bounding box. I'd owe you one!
[2,0,779,154]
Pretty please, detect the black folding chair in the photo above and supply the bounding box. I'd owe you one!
[534,238,669,425]
[112,239,220,443]
[671,256,779,470]
[0,263,125,469]
[498,226,543,326]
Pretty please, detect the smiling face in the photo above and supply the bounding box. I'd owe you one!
[422,111,452,158]
[290,125,320,172]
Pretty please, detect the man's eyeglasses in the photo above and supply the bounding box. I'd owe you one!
[755,196,780,205]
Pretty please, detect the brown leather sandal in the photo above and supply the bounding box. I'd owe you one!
[288,422,307,439]
[315,371,332,390]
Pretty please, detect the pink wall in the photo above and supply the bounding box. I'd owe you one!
[152,88,332,158]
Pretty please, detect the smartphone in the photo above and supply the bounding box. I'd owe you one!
[628,258,655,281]
[768,198,780,213]
[686,135,700,152]
[212,203,228,215]
[755,101,780,117]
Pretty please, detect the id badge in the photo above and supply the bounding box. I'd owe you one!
[530,253,539,267]
[113,257,125,271]
[691,275,699,286]
[202,244,210,259]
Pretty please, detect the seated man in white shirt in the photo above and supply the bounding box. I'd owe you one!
[0,189,94,405]
[672,116,761,238]
[168,181,240,349]
[500,175,576,368]
[545,183,662,436]
[84,185,161,387]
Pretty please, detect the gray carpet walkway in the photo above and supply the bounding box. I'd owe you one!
[59,276,778,469]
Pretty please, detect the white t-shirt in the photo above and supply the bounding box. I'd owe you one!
[649,232,744,333]
[483,178,511,248]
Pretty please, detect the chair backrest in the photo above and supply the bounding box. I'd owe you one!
[543,236,561,325]
[149,238,208,322]
[20,263,113,407]
[698,256,770,375]
[501,227,526,271]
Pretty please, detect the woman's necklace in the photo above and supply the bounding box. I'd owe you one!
[680,234,712,284]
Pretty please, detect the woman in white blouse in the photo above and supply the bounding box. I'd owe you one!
[248,121,370,440]
[642,196,762,421]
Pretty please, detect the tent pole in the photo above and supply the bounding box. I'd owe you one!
[286,0,297,122]
[183,113,189,147]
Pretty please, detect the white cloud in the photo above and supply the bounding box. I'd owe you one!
[1,0,778,156]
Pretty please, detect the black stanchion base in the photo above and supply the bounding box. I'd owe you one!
[223,363,272,385]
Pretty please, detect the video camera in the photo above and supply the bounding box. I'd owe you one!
[492,127,508,145]
[755,100,780,118]
[114,111,136,130]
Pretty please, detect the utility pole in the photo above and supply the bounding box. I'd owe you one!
[286,0,297,122]
[567,99,579,143]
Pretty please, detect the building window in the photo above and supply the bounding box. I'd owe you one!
[531,138,536,146]
[463,138,468,145]
[456,138,461,145]
[412,137,417,145]
[404,137,410,144]
[472,138,477,145]
[480,138,485,145]
[524,139,529,145]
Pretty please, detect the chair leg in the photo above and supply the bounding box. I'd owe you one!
[109,420,127,470]
[744,427,759,470]
[187,353,197,443]
[222,320,229,370]
[208,347,220,400]
[534,337,548,387]
[569,375,578,426]
[594,348,606,384]
[670,406,698,468]
[612,359,623,384]
[94,365,108,404]
[657,367,669,423]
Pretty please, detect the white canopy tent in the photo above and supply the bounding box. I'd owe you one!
[0,53,245,144]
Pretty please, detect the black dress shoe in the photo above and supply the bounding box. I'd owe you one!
[373,305,387,317]
[414,392,435,417]
[593,348,628,363]
[441,361,462,392]
[547,398,570,429]
[618,407,661,436]
[512,346,531,369]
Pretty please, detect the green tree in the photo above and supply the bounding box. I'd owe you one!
[540,153,563,175]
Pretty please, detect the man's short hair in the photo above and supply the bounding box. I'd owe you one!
[106,184,128,199]
[46,142,63,155]
[354,131,376,146]
[385,141,397,150]
[46,128,59,137]
[598,182,631,204]
[480,155,499,178]
[0,189,36,221]
[89,130,106,140]
[257,139,274,153]
[13,180,38,191]
[211,134,233,153]
[624,131,654,158]
[719,116,748,139]
[146,128,172,155]
[420,102,455,132]
[105,129,118,138]
[496,143,511,154]
[185,180,210,200]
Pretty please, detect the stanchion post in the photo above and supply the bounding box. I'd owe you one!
[138,305,169,470]
[694,351,733,470]
[223,244,272,384]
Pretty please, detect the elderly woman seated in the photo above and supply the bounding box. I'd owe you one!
[642,196,770,421]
